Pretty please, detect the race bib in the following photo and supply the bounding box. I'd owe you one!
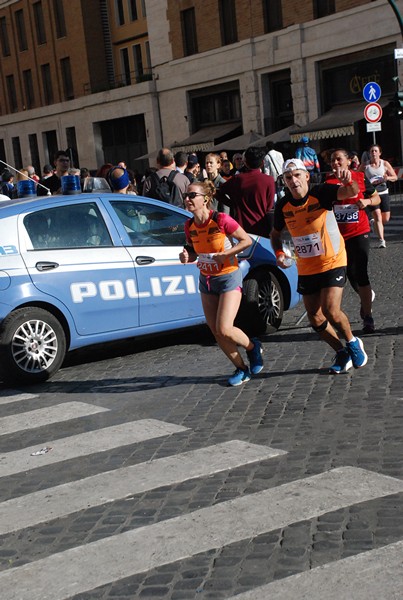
[292,233,324,257]
[334,204,359,223]
[197,253,220,273]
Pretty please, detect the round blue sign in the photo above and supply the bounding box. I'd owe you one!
[363,82,381,103]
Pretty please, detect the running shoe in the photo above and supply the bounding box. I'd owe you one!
[378,239,386,248]
[328,348,352,374]
[362,316,375,334]
[346,337,368,369]
[247,338,264,374]
[228,367,251,387]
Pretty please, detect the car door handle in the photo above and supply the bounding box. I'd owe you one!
[35,261,59,271]
[135,256,155,265]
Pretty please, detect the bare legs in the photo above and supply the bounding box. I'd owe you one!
[303,286,353,351]
[201,290,253,369]
[372,207,390,242]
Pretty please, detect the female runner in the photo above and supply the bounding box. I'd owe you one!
[359,144,397,248]
[179,179,263,386]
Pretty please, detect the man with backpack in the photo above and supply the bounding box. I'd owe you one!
[0,170,16,198]
[143,148,189,206]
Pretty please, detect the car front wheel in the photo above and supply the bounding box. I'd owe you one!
[0,307,66,384]
[237,269,284,335]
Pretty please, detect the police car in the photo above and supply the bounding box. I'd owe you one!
[0,193,300,384]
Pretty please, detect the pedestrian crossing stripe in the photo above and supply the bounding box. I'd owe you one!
[0,401,109,436]
[227,540,403,599]
[1,466,402,600]
[0,419,188,478]
[0,392,38,406]
[0,440,286,535]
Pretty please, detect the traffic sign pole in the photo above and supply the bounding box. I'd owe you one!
[363,82,382,146]
[364,102,383,123]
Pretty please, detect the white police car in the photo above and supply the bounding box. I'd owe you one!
[0,193,300,384]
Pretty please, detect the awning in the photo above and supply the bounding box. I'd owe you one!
[212,130,264,151]
[135,149,159,161]
[255,124,300,147]
[289,100,389,143]
[171,122,241,153]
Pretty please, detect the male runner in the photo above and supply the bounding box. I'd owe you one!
[270,159,368,374]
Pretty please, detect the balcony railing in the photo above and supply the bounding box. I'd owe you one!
[83,69,153,95]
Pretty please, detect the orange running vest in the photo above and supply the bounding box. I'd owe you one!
[281,194,346,276]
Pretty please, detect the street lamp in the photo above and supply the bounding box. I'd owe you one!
[386,0,403,38]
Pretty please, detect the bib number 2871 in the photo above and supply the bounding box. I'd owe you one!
[292,233,324,257]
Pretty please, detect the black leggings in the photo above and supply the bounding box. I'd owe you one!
[344,233,370,292]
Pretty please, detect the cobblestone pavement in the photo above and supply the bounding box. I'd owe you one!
[0,205,402,599]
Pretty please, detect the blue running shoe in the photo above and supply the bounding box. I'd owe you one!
[247,338,264,374]
[346,337,368,369]
[228,367,251,387]
[328,348,352,374]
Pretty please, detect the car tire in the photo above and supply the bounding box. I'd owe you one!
[0,307,66,384]
[237,269,284,335]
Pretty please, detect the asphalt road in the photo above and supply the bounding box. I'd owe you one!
[0,204,402,600]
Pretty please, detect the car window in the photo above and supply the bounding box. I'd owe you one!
[110,200,187,246]
[24,202,112,249]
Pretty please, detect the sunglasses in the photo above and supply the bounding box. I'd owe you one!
[182,192,205,200]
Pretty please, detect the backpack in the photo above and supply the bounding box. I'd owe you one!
[0,182,12,198]
[147,170,183,206]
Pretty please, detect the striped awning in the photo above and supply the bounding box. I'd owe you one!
[171,122,241,153]
[289,101,389,142]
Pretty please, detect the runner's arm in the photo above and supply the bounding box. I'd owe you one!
[335,168,359,200]
[212,226,252,265]
[270,228,291,269]
[270,227,283,254]
[383,161,397,182]
[179,244,197,263]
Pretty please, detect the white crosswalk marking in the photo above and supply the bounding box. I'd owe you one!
[0,392,38,405]
[0,419,188,477]
[227,540,403,599]
[0,440,286,534]
[0,401,109,436]
[1,467,403,600]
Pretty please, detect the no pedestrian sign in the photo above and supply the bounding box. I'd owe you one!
[364,102,382,123]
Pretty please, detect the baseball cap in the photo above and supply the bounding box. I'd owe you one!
[301,136,310,143]
[282,159,308,174]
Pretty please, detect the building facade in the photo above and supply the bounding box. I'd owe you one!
[0,0,402,174]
